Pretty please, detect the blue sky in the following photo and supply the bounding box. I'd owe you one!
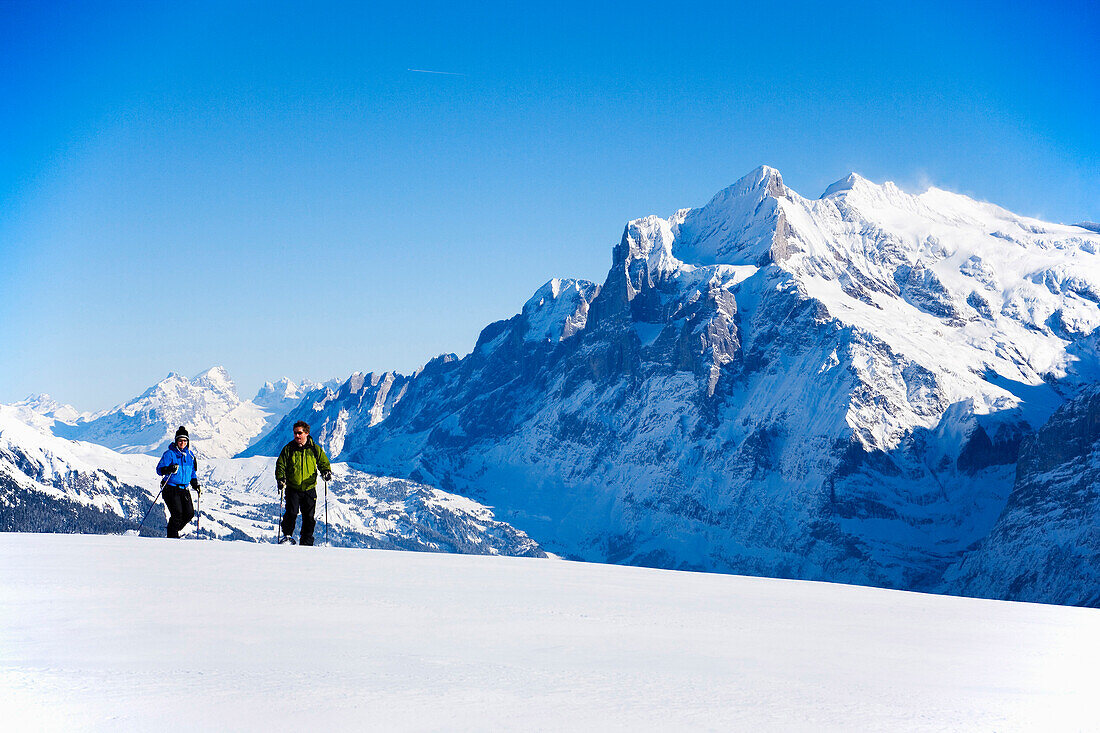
[1,0,1097,411]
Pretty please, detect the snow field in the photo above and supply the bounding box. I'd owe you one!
[2,533,1098,731]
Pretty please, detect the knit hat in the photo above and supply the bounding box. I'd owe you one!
[175,426,189,441]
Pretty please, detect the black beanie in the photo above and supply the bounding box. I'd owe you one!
[175,426,189,440]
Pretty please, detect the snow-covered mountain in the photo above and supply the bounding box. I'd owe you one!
[0,406,543,557]
[0,405,151,535]
[247,166,1100,603]
[10,394,86,425]
[52,368,317,458]
[253,376,331,413]
[240,370,415,459]
[941,384,1100,605]
[197,457,543,555]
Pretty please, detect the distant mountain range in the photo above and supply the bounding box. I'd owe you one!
[19,368,333,458]
[7,166,1098,605]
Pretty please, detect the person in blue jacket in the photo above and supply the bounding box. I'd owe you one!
[155,426,201,538]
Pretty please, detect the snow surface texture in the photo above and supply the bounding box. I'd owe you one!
[47,368,319,458]
[0,406,542,557]
[241,167,1100,604]
[2,533,1098,731]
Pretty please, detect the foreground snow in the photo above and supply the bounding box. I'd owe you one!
[2,534,1097,731]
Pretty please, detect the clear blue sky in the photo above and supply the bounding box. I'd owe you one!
[2,0,1097,412]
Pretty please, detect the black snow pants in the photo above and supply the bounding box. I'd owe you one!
[282,488,317,546]
[163,486,195,538]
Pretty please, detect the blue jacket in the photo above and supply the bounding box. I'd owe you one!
[157,443,198,488]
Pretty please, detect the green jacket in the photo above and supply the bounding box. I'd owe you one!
[275,438,332,492]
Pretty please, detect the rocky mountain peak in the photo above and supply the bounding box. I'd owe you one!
[414,353,459,379]
[820,172,870,198]
[521,279,599,344]
[55,367,274,458]
[193,366,237,397]
[718,164,788,200]
[254,377,311,409]
[670,166,792,268]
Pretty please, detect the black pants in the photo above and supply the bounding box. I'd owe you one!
[163,486,195,538]
[282,488,317,546]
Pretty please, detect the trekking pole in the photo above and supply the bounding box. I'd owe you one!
[195,486,201,537]
[324,477,329,547]
[276,482,286,544]
[135,475,171,536]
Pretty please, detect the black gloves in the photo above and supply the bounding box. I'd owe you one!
[159,463,179,476]
[321,470,333,482]
[190,477,201,493]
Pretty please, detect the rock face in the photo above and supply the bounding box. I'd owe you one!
[246,166,1100,603]
[240,370,415,459]
[941,386,1100,606]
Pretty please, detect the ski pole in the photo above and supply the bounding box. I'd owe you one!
[195,486,201,537]
[136,475,171,535]
[324,477,328,547]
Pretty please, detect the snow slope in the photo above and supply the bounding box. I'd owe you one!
[2,533,1097,731]
[0,405,155,533]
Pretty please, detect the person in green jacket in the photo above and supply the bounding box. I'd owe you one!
[275,420,332,546]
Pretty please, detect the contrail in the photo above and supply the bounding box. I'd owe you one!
[407,68,467,77]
